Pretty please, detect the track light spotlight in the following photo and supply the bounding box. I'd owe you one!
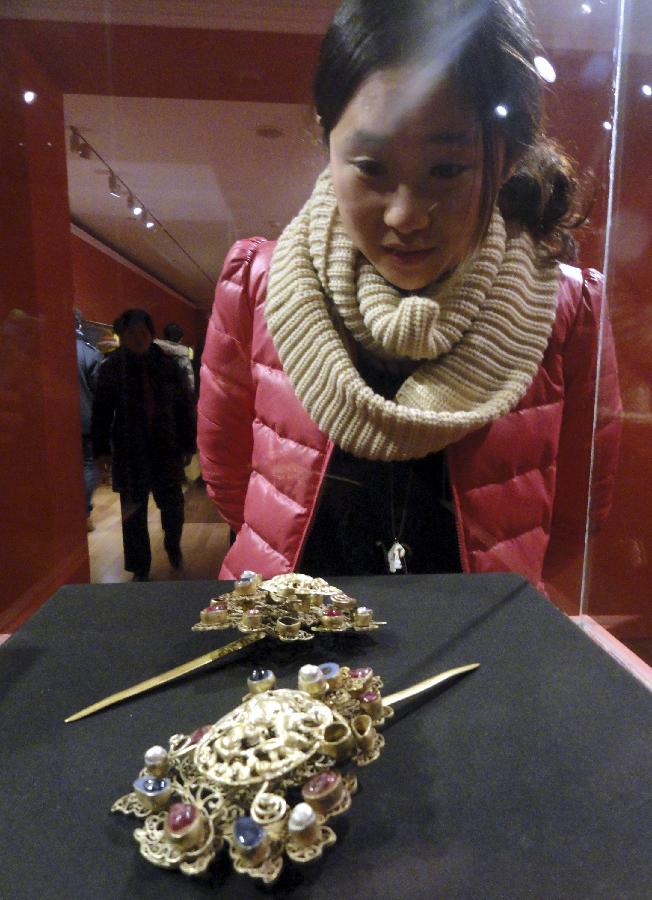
[128,194,143,216]
[144,215,156,231]
[69,130,82,153]
[108,173,121,198]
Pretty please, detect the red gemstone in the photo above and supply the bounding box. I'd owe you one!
[203,605,223,614]
[210,602,227,611]
[303,770,340,797]
[189,724,211,745]
[349,666,373,679]
[166,803,198,833]
[323,607,343,617]
[361,690,380,703]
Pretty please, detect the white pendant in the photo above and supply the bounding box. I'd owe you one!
[388,541,406,573]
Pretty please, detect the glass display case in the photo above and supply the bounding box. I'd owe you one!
[0,0,650,670]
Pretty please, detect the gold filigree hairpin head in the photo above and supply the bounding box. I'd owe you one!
[112,661,390,883]
[111,660,479,885]
[192,572,386,640]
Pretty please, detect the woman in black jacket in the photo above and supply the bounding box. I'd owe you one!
[92,309,196,581]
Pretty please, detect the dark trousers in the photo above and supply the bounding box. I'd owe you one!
[119,482,184,577]
[82,436,99,514]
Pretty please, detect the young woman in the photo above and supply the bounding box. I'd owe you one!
[197,0,620,593]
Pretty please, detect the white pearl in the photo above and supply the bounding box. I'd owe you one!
[288,802,316,832]
[299,664,322,683]
[144,745,168,767]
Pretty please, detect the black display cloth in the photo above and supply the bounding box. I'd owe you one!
[1,574,651,899]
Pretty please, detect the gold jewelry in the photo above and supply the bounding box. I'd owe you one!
[65,574,386,723]
[112,661,479,884]
[193,572,386,639]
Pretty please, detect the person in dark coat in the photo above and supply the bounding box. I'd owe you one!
[75,309,104,530]
[154,322,195,395]
[92,308,196,581]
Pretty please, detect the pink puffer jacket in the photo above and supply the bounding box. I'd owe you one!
[198,239,621,592]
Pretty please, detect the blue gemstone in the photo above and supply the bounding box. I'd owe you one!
[249,668,272,682]
[133,775,170,795]
[234,816,264,849]
[319,662,340,680]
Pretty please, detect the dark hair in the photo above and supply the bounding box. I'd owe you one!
[113,308,155,338]
[314,0,588,261]
[163,322,183,342]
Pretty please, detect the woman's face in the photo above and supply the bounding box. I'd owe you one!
[329,66,486,291]
[120,322,153,355]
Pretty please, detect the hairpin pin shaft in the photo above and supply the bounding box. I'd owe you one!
[384,662,480,706]
[65,633,266,723]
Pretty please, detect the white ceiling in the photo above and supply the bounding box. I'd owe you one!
[4,0,631,309]
[64,96,327,306]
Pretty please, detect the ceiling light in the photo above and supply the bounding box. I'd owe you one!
[602,121,613,130]
[23,90,37,104]
[534,56,556,84]
[108,173,121,198]
[641,84,652,97]
[495,104,508,118]
[581,3,592,13]
[69,126,166,244]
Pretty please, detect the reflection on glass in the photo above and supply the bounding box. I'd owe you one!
[0,0,649,668]
[584,0,652,654]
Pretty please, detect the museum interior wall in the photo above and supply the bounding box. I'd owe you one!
[70,231,207,349]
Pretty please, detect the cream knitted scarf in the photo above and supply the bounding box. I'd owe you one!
[265,169,560,461]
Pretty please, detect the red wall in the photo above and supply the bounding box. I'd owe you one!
[70,232,207,348]
[0,37,89,631]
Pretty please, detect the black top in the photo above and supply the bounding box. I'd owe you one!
[301,447,461,575]
[301,342,461,576]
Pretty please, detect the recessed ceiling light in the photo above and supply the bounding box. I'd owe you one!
[641,84,652,97]
[255,126,284,139]
[602,121,613,130]
[23,90,37,104]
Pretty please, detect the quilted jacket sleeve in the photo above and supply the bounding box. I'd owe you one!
[197,239,267,531]
[543,269,622,580]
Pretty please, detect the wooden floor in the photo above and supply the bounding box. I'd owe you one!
[88,475,230,583]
